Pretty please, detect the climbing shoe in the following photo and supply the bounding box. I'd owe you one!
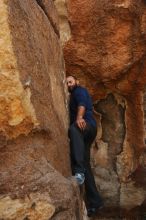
[74,173,85,185]
[87,203,104,217]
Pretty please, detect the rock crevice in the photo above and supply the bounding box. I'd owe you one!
[35,0,60,37]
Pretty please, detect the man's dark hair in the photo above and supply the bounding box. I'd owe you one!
[67,75,78,80]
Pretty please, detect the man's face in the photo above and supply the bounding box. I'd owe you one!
[66,76,77,92]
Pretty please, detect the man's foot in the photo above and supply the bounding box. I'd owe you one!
[87,203,104,217]
[74,173,85,185]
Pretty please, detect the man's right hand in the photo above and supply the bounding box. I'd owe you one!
[76,118,86,130]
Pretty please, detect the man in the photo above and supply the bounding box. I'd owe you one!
[66,75,103,217]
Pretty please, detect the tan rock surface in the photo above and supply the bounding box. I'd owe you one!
[54,0,71,45]
[0,0,70,175]
[0,195,55,220]
[35,0,60,36]
[0,164,82,220]
[0,0,82,219]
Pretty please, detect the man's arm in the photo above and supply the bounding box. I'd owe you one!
[76,106,86,130]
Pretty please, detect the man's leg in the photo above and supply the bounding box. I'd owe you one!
[68,123,85,174]
[83,125,103,209]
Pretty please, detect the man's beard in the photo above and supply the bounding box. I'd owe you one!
[68,84,78,93]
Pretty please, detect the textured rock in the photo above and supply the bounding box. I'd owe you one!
[0,1,39,139]
[0,163,82,220]
[0,0,82,219]
[65,0,146,94]
[35,0,60,36]
[0,0,69,174]
[64,0,146,218]
[120,182,145,210]
[0,195,55,220]
[54,0,71,45]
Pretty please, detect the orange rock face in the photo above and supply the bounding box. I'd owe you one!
[64,0,146,217]
[0,1,82,219]
[0,0,69,174]
[65,0,146,94]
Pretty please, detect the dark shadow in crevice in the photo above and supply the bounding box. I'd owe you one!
[94,93,126,170]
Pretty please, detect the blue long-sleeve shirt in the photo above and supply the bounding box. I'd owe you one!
[69,86,96,127]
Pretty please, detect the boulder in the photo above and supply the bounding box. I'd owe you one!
[0,0,82,219]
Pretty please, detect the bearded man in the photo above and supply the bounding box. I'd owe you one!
[66,75,103,217]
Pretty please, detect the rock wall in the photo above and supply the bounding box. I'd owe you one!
[54,0,71,45]
[1,0,146,219]
[0,0,82,219]
[63,0,146,219]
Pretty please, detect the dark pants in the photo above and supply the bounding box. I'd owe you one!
[68,123,103,209]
